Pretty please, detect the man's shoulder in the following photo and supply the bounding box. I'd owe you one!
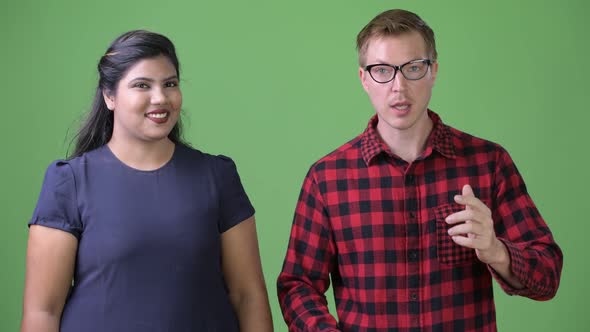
[307,134,364,174]
[446,124,508,157]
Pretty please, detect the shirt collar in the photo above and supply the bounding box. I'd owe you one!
[360,110,457,165]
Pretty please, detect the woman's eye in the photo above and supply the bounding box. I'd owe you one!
[165,81,178,88]
[135,83,149,89]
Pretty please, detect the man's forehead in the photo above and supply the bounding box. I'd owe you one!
[367,31,425,48]
[364,33,428,61]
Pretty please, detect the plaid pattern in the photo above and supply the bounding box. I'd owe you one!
[434,204,477,265]
[277,111,562,332]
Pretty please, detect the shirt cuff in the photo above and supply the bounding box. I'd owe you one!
[488,238,534,297]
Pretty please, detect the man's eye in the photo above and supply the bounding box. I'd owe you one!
[373,67,391,75]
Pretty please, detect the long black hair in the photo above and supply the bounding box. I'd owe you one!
[70,30,188,158]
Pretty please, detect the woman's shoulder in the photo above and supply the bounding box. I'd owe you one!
[40,146,115,182]
[42,159,75,183]
[175,144,237,167]
[55,145,108,170]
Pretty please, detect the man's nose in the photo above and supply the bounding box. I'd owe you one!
[390,70,407,91]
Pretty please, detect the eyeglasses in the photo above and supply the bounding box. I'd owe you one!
[364,59,432,83]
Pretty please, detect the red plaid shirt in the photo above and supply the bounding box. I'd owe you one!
[277,111,562,332]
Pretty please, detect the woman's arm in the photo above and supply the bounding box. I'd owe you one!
[21,225,78,332]
[221,216,273,331]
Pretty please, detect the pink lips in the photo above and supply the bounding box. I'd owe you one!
[390,102,411,115]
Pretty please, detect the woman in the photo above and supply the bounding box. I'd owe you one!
[21,30,273,332]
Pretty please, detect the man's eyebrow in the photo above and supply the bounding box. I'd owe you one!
[372,59,392,65]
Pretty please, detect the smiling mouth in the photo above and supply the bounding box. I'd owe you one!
[146,112,169,119]
[145,111,170,124]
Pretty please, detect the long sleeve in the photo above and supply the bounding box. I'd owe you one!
[490,148,563,300]
[277,168,340,331]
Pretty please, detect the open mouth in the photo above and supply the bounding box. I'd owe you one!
[145,111,170,123]
[390,103,411,114]
[146,112,169,119]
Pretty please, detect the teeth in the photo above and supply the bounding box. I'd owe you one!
[147,113,168,119]
[395,105,409,110]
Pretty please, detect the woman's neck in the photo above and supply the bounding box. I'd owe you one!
[107,137,175,171]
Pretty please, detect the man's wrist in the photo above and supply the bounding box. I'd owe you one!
[488,239,510,267]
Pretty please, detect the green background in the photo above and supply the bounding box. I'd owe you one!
[1,0,587,330]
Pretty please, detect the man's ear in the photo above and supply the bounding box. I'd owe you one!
[103,90,115,111]
[430,61,439,82]
[359,67,370,93]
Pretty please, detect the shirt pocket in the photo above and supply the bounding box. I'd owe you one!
[434,203,477,266]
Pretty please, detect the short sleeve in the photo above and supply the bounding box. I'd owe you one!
[213,155,255,233]
[29,161,83,239]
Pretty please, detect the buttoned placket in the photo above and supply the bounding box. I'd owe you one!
[404,163,421,329]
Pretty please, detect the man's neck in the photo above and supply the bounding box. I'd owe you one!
[377,115,434,163]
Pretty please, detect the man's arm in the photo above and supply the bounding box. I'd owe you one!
[446,184,524,288]
[277,170,340,331]
[446,148,562,300]
[489,148,562,299]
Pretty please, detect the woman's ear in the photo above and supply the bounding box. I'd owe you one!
[103,90,115,111]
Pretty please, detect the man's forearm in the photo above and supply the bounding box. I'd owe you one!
[488,239,524,289]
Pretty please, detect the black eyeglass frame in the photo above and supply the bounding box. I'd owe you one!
[364,59,433,83]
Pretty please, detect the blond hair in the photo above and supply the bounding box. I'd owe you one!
[356,9,437,66]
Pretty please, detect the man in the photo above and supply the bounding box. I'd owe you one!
[277,9,562,332]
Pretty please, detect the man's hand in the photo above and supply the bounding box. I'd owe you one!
[445,184,507,265]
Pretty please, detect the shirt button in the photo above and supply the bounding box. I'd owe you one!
[409,212,416,220]
[410,293,418,300]
[409,250,418,261]
[406,175,415,185]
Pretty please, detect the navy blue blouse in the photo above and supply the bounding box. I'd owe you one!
[29,144,255,331]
